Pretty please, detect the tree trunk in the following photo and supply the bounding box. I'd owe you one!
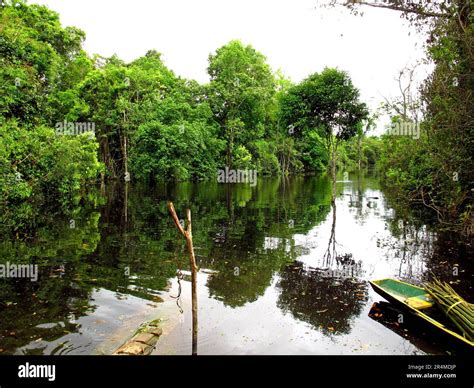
[331,145,337,203]
[358,136,362,170]
[186,220,198,356]
[226,124,234,170]
[124,134,128,179]
[100,136,116,179]
[168,202,198,355]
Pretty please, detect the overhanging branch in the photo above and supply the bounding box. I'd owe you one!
[345,1,450,19]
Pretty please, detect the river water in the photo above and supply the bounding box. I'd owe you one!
[0,171,471,355]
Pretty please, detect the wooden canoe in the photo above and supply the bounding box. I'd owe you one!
[369,278,474,350]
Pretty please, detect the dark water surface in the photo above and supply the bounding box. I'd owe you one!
[0,171,472,355]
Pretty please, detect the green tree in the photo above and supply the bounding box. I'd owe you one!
[335,0,473,232]
[207,40,276,168]
[281,68,368,199]
[0,0,86,125]
[0,0,101,219]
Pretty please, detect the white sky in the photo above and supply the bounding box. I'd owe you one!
[31,0,429,134]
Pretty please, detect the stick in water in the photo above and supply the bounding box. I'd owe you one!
[168,201,198,355]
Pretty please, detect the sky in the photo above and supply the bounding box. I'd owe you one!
[31,0,430,133]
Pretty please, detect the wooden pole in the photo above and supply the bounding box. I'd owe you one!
[168,202,198,355]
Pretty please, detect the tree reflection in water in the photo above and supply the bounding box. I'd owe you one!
[277,191,368,336]
[277,176,368,335]
[277,261,368,335]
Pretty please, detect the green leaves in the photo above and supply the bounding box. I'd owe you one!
[1,0,375,213]
[279,68,368,173]
[0,120,101,209]
[130,121,224,182]
[282,68,368,142]
[207,40,276,167]
[0,0,88,125]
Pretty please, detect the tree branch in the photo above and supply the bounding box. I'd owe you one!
[346,1,449,19]
[168,201,186,237]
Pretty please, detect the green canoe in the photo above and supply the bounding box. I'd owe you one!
[369,278,474,350]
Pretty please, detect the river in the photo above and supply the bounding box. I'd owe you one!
[0,171,471,355]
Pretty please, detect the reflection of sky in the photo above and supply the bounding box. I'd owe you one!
[15,289,161,355]
[154,179,435,355]
[155,273,425,355]
[157,179,436,354]
[294,181,429,282]
[5,175,442,355]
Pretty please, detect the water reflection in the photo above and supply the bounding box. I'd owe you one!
[195,176,332,307]
[276,173,368,336]
[277,262,368,335]
[0,171,471,355]
[369,302,446,355]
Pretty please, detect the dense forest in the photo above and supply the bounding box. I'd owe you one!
[0,0,472,234]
